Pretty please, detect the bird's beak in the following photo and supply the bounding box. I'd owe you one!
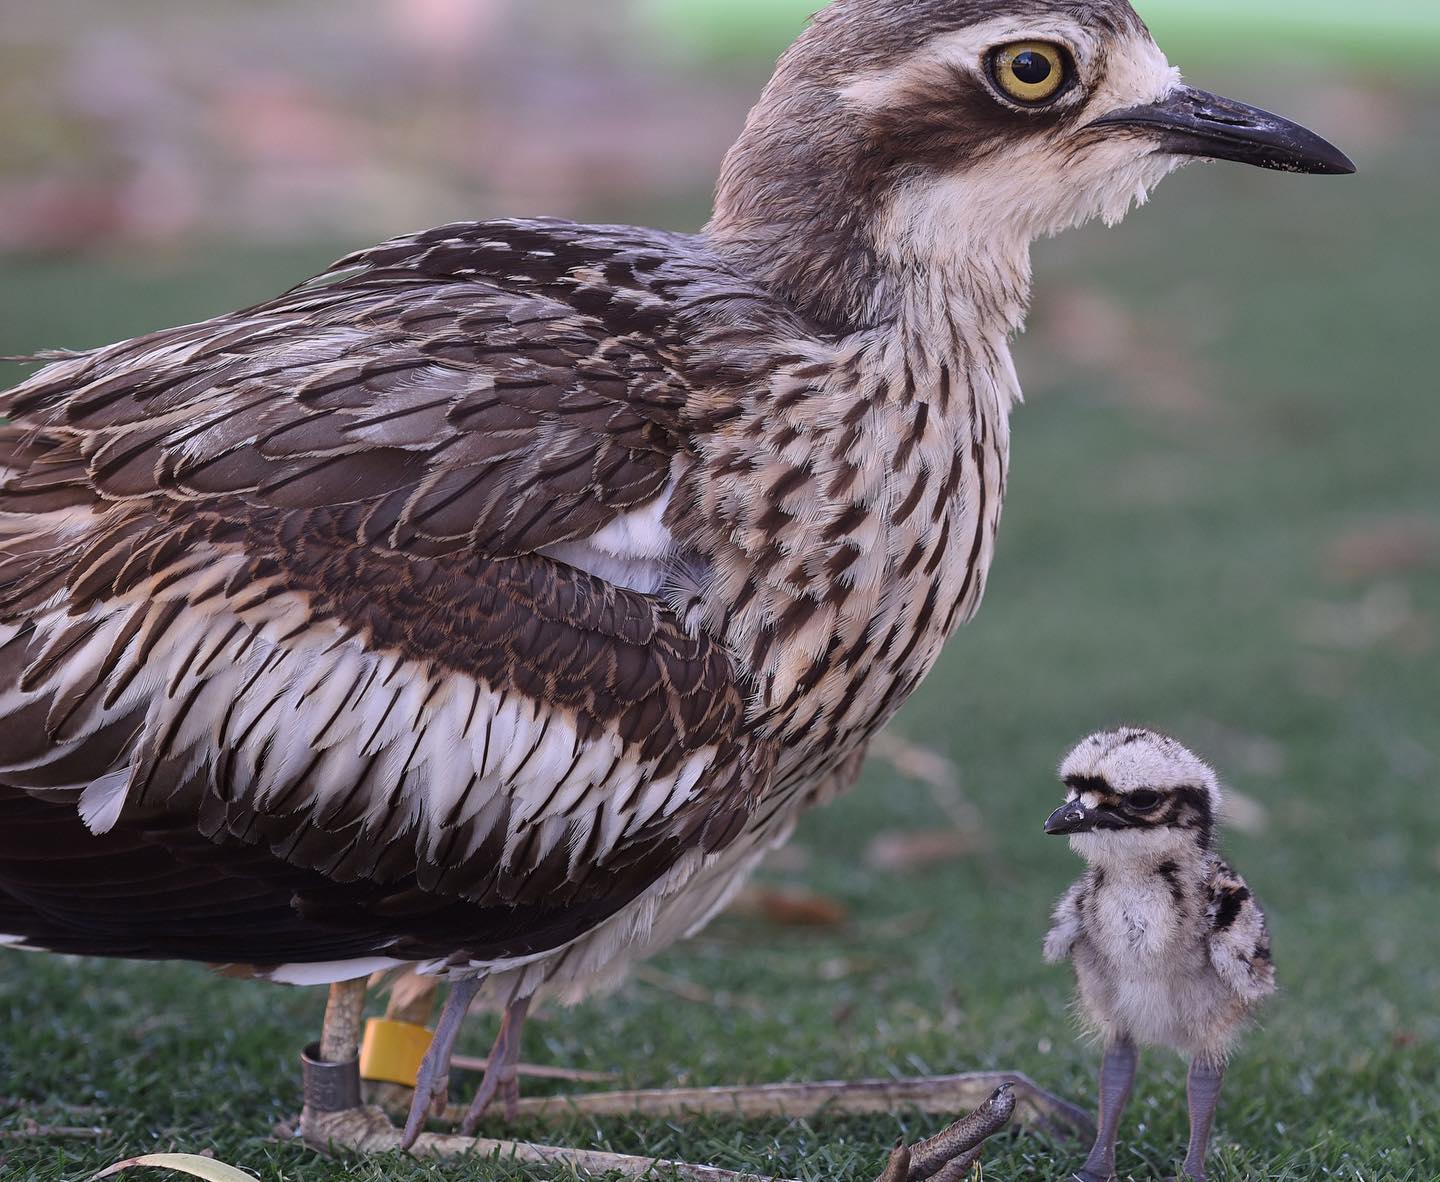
[1044,800,1096,836]
[1092,85,1356,176]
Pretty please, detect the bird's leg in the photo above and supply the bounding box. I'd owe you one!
[400,977,481,1150]
[298,979,368,1142]
[320,978,368,1064]
[1178,1057,1226,1182]
[459,993,531,1134]
[1073,1036,1138,1182]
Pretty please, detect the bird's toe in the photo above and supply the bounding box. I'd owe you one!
[458,1068,517,1136]
[399,1067,450,1149]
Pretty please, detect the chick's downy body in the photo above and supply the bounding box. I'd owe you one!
[1045,729,1275,1182]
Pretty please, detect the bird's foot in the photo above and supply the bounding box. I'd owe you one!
[400,1051,452,1149]
[458,993,530,1135]
[458,1060,522,1133]
[873,1083,1016,1182]
[397,978,481,1150]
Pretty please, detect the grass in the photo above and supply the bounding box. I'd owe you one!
[1,88,1439,1182]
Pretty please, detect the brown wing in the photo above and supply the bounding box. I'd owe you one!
[0,220,768,970]
[0,219,708,558]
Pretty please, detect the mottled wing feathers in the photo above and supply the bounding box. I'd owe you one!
[1,220,707,559]
[1204,860,1276,1003]
[0,220,771,970]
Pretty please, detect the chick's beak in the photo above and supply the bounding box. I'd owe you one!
[1092,85,1356,176]
[1044,800,1095,836]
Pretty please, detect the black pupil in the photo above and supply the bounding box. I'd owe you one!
[1130,792,1158,810]
[1011,51,1053,86]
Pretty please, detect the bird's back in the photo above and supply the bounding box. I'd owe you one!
[0,219,788,980]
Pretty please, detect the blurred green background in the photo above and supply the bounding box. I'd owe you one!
[1,2,1437,1180]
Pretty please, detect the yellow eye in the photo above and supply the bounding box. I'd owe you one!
[989,42,1070,106]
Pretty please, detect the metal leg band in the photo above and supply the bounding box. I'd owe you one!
[303,1041,363,1113]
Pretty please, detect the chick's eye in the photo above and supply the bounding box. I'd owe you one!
[990,42,1069,105]
[1126,789,1161,811]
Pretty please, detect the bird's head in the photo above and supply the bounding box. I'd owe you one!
[1044,729,1222,863]
[709,0,1353,332]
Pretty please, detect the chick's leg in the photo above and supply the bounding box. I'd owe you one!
[1074,1035,1137,1182]
[1179,1057,1225,1182]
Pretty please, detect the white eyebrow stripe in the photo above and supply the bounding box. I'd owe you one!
[838,17,1104,112]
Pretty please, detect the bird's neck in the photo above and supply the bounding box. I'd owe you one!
[707,192,1035,345]
[1078,835,1212,880]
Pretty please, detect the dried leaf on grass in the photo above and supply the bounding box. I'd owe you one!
[1030,284,1220,421]
[870,731,962,793]
[865,829,979,872]
[731,886,848,927]
[1323,516,1439,582]
[1220,788,1269,836]
[1296,583,1434,653]
[90,1154,257,1181]
[867,733,987,870]
[869,732,984,833]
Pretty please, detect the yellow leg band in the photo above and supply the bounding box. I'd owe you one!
[359,1017,434,1087]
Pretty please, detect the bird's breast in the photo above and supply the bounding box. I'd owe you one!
[1085,876,1199,968]
[680,333,1015,797]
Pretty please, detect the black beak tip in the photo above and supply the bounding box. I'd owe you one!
[1272,124,1357,176]
[1097,86,1358,178]
[1044,803,1088,836]
[1310,141,1358,177]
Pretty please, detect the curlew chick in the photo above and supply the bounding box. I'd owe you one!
[1043,729,1275,1182]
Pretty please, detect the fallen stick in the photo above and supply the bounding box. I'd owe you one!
[0,1121,106,1140]
[440,1071,1092,1140]
[450,1054,620,1084]
[303,1104,778,1182]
